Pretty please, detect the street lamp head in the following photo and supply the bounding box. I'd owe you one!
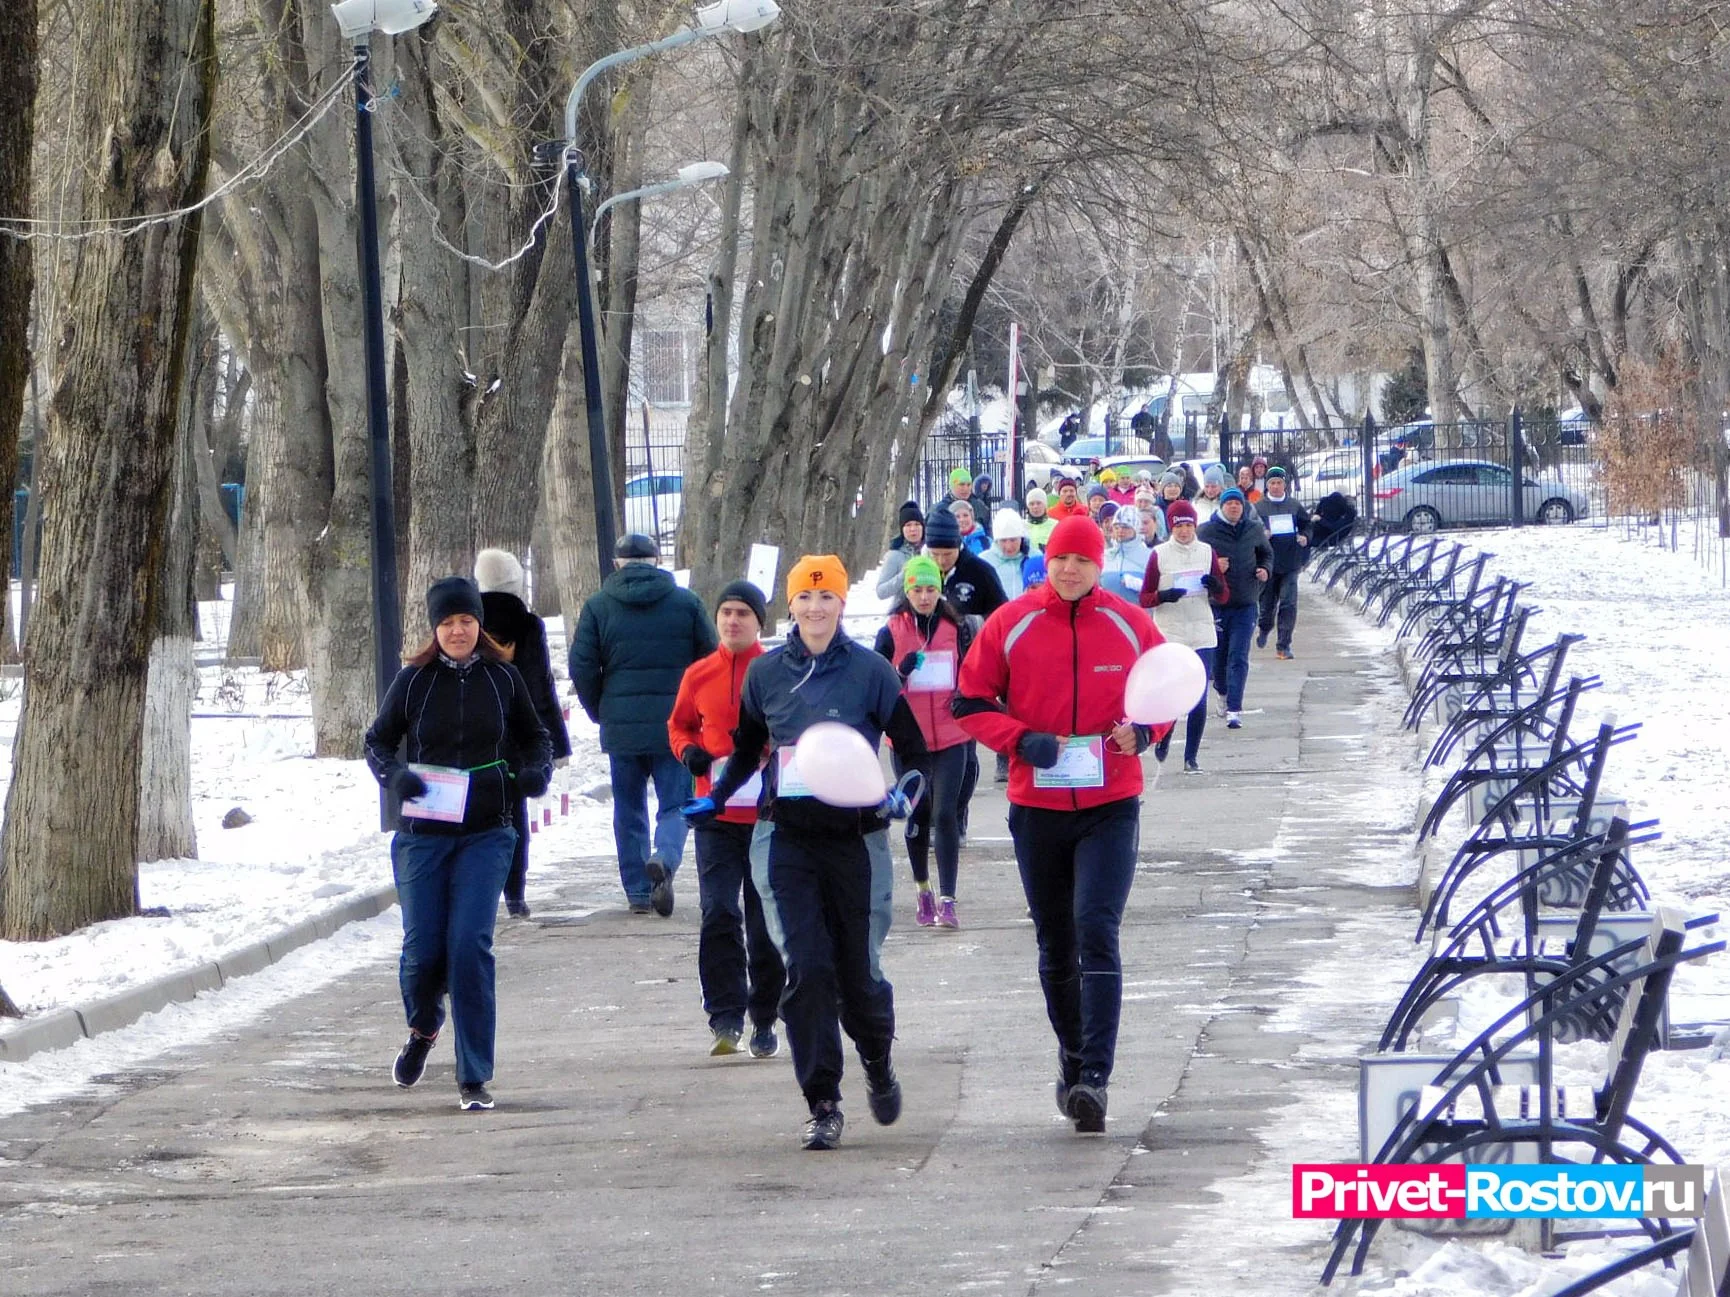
[694,0,780,34]
[331,0,438,39]
[676,160,731,184]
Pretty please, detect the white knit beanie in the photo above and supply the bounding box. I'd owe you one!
[993,508,1027,539]
[474,548,526,598]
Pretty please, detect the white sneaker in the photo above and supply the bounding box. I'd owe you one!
[1213,694,1229,718]
[1226,711,1242,729]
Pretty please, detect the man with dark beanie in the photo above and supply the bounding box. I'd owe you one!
[571,534,718,914]
[952,516,1164,1134]
[667,580,786,1058]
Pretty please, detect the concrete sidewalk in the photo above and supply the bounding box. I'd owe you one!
[0,594,1416,1296]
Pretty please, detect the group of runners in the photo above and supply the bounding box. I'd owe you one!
[359,456,1316,1146]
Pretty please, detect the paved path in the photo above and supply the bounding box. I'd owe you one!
[0,594,1419,1296]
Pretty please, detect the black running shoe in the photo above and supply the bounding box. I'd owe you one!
[645,857,675,917]
[1055,1052,1082,1116]
[393,1031,435,1088]
[458,1083,495,1111]
[803,1100,844,1150]
[1153,733,1171,762]
[748,1024,780,1058]
[505,898,531,919]
[1066,1082,1107,1133]
[863,1054,902,1126]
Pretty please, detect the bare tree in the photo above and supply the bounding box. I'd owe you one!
[0,0,215,939]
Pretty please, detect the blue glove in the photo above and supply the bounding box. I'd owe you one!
[681,796,718,825]
[516,768,549,799]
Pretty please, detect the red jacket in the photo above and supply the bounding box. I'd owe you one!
[1049,498,1090,520]
[954,582,1164,810]
[668,642,765,825]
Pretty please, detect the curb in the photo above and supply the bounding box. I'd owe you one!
[0,885,398,1066]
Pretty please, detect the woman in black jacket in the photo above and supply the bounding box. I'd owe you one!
[364,577,553,1112]
[475,548,572,918]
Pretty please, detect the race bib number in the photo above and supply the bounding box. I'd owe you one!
[906,649,955,692]
[776,746,813,798]
[400,764,471,822]
[1173,570,1206,594]
[1269,512,1297,536]
[725,769,765,809]
[1033,736,1106,790]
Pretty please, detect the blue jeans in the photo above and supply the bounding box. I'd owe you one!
[392,827,516,1086]
[1212,603,1256,711]
[1007,798,1139,1086]
[609,751,693,904]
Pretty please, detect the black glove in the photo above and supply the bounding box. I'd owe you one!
[516,767,549,799]
[681,745,714,777]
[897,651,923,678]
[1017,732,1062,769]
[1201,572,1221,594]
[1156,587,1185,604]
[390,768,428,802]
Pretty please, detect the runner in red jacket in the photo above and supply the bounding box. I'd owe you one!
[952,514,1164,1134]
[667,581,785,1060]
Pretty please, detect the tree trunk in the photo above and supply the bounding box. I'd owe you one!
[394,28,477,599]
[226,427,266,660]
[0,0,35,1008]
[138,411,200,863]
[543,327,605,646]
[0,0,215,940]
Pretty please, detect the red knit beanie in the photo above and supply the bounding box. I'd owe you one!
[1045,514,1105,566]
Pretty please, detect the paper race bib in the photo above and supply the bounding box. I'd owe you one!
[776,746,813,798]
[1032,736,1106,789]
[1269,512,1297,536]
[725,769,765,809]
[1120,573,1143,592]
[906,649,955,692]
[1173,570,1206,594]
[400,764,471,822]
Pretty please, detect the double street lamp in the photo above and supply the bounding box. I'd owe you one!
[564,0,779,580]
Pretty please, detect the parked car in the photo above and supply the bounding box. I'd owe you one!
[623,471,683,541]
[1371,459,1589,531]
[1017,440,1067,491]
[1094,454,1168,485]
[1060,435,1155,468]
[1291,449,1366,501]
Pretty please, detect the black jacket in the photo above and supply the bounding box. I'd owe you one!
[710,628,930,838]
[942,550,1008,619]
[1254,494,1312,575]
[1197,512,1275,609]
[480,591,572,760]
[365,656,553,836]
[569,564,718,755]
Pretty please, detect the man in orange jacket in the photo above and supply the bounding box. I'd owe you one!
[667,580,786,1058]
[1048,474,1091,520]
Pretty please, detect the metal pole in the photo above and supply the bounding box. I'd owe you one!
[566,153,617,581]
[1508,406,1525,527]
[354,41,402,830]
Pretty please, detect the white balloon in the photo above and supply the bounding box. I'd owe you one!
[1122,643,1208,724]
[790,722,887,807]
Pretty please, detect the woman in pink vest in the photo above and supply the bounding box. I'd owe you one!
[872,554,973,928]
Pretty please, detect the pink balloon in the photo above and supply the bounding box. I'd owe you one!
[1122,643,1208,724]
[791,722,887,807]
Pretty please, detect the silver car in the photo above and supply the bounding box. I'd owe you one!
[1372,459,1589,531]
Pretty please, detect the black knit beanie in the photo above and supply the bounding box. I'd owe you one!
[427,576,485,628]
[898,500,924,527]
[715,579,768,629]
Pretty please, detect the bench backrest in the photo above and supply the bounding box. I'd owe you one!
[1677,1165,1729,1297]
[1597,908,1687,1135]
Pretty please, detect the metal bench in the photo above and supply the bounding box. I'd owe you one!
[1544,1165,1729,1297]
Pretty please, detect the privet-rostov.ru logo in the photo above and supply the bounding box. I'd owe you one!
[1292,1164,1706,1219]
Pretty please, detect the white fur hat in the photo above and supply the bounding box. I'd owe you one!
[474,548,525,598]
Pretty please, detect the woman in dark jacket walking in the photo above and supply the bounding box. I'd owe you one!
[475,548,572,918]
[365,577,553,1112]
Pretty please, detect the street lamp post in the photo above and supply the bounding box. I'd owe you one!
[330,0,438,828]
[563,0,779,581]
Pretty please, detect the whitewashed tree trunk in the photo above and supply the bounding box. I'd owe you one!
[139,421,201,863]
